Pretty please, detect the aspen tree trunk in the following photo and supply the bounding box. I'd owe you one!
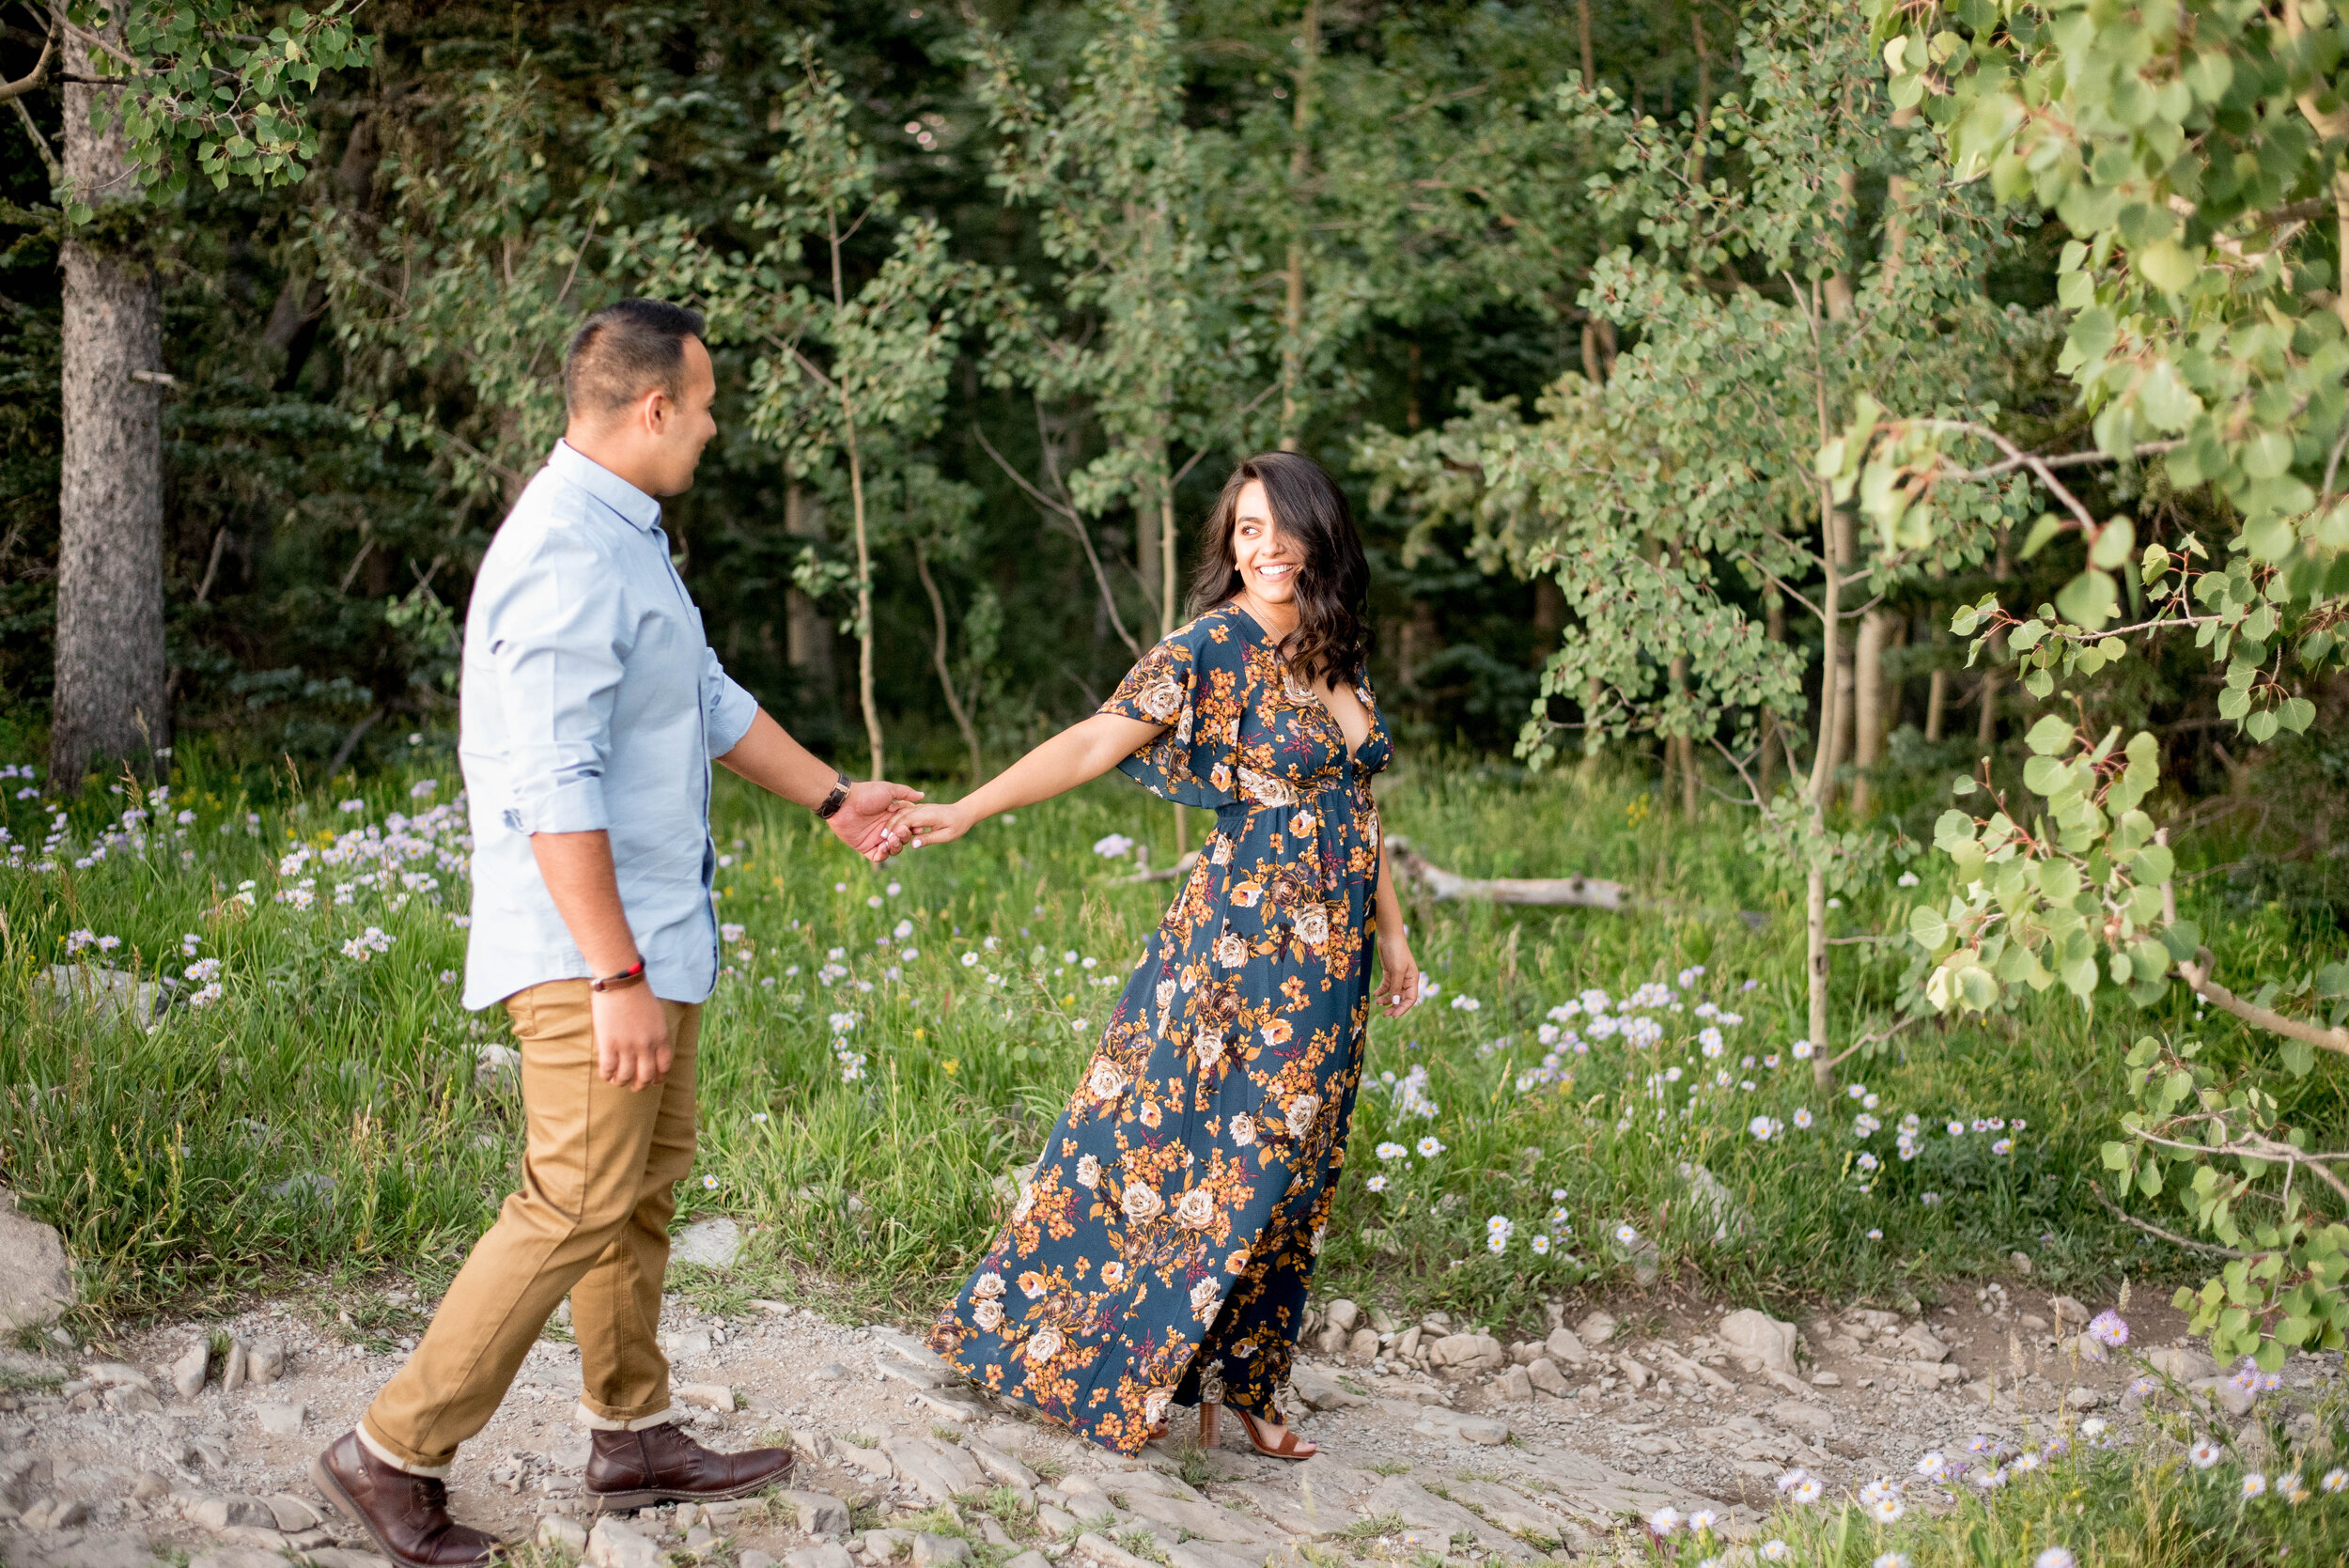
[1277,0,1320,450]
[1826,508,1858,809]
[52,21,167,784]
[1925,664,1949,742]
[841,411,882,782]
[1756,588,1786,798]
[913,538,982,784]
[785,484,836,701]
[1807,487,1842,1092]
[1849,607,1892,817]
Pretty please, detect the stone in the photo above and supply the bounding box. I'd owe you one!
[2147,1346,2216,1382]
[883,1436,986,1503]
[1497,1365,1533,1402]
[1347,1327,1379,1360]
[910,1535,970,1567]
[1313,1322,1349,1355]
[685,1526,721,1558]
[1649,1344,1735,1393]
[189,1496,281,1532]
[1411,1408,1511,1446]
[1677,1161,1753,1242]
[1896,1324,1952,1362]
[1004,1554,1051,1568]
[741,1555,776,1568]
[132,1471,170,1501]
[966,1440,1039,1490]
[1287,1364,1365,1411]
[220,1340,248,1393]
[1426,1332,1505,1371]
[307,1550,397,1568]
[813,1363,849,1382]
[109,1382,164,1413]
[1163,1544,1259,1568]
[2048,1296,2090,1327]
[540,1516,590,1553]
[671,1219,743,1272]
[474,1043,521,1091]
[1544,1327,1588,1364]
[1123,1492,1273,1545]
[1768,1401,1832,1434]
[1893,1359,1965,1388]
[172,1338,212,1400]
[190,1552,300,1568]
[677,1383,735,1411]
[1574,1311,1616,1347]
[863,1529,915,1561]
[1034,1505,1080,1540]
[2066,1387,2106,1410]
[256,1399,305,1436]
[0,1189,70,1335]
[1811,1371,1843,1388]
[1718,1311,1798,1376]
[1074,1535,1158,1568]
[246,1339,287,1384]
[1368,1306,1398,1334]
[783,1491,851,1538]
[1616,1355,1652,1390]
[43,963,170,1028]
[788,1548,854,1568]
[590,1519,664,1568]
[661,1328,716,1361]
[1323,1298,1361,1334]
[1363,1474,1530,1560]
[84,1361,155,1393]
[1525,1357,1569,1396]
[264,1492,322,1531]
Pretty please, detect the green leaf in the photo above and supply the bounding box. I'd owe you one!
[2019,512,2065,560]
[2315,963,2349,1001]
[2135,360,2202,432]
[1908,905,1950,951]
[2025,713,2075,756]
[2247,709,2279,743]
[2135,238,2199,294]
[2089,517,2136,570]
[2055,568,2120,629]
[2282,1039,2315,1079]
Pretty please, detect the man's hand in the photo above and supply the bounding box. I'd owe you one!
[830,780,925,862]
[594,984,673,1090]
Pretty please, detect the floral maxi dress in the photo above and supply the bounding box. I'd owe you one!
[928,604,1392,1453]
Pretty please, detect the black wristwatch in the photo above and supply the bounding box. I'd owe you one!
[814,770,852,820]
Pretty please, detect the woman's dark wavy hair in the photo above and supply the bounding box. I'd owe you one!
[1185,451,1370,686]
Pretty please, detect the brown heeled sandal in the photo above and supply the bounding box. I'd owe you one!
[1204,1401,1315,1460]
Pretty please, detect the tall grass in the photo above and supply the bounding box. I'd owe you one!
[0,745,2329,1332]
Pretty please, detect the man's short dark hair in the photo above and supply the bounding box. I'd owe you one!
[563,299,708,419]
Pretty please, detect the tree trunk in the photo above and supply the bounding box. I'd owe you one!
[1136,433,1167,626]
[785,484,836,703]
[1757,588,1786,799]
[52,21,166,785]
[839,411,883,782]
[1277,0,1320,450]
[1807,493,1842,1093]
[1849,607,1892,817]
[913,538,982,784]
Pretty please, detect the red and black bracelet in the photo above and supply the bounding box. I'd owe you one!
[591,958,648,993]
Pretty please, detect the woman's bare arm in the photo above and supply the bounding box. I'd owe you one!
[890,712,1165,846]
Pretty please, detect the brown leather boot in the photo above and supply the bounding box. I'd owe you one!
[311,1430,502,1568]
[585,1421,796,1510]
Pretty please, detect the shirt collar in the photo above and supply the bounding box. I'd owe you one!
[548,440,663,533]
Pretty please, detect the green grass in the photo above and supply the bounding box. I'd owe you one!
[0,746,2337,1342]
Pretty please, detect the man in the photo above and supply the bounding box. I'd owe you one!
[313,299,917,1568]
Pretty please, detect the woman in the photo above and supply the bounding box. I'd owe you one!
[890,452,1419,1459]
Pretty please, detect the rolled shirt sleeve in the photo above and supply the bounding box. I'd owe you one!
[483,532,630,836]
[701,645,759,759]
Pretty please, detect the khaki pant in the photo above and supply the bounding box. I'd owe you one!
[363,980,699,1472]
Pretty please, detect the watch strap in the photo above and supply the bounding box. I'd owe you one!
[814,771,853,820]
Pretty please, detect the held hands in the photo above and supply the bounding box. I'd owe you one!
[829,781,926,863]
[1375,936,1423,1018]
[883,798,977,849]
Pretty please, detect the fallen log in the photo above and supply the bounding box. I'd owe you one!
[1112,837,1632,911]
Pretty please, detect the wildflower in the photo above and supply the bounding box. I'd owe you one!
[2033,1552,2075,1568]
[1613,1222,1639,1246]
[1376,1141,1406,1160]
[1789,1477,1823,1505]
[2240,1471,2266,1498]
[886,882,901,896]
[1450,995,1482,1012]
[1748,1115,1781,1141]
[1759,1542,1790,1563]
[721,923,747,943]
[2279,1471,2307,1503]
[1093,833,1135,858]
[1866,1228,1883,1240]
[1875,1557,1911,1568]
[439,970,459,985]
[962,952,980,967]
[189,981,224,1007]
[2078,1419,2107,1438]
[410,779,439,800]
[1791,1038,1813,1059]
[1921,1191,1941,1205]
[1897,871,1920,887]
[1793,1108,1813,1130]
[1530,1234,1550,1254]
[1699,1027,1724,1057]
[1647,1507,1681,1536]
[1972,1467,2007,1490]
[2012,1451,2041,1473]
[1948,1120,1966,1136]
[701,1174,719,1191]
[1416,1136,1446,1157]
[1914,1451,1945,1480]
[1866,1497,1903,1523]
[1365,1175,1388,1193]
[752,1112,769,1125]
[338,799,365,814]
[2189,1440,2223,1468]
[96,934,120,952]
[1774,1467,1809,1493]
[1992,1138,2014,1156]
[1686,1509,1716,1534]
[2326,1469,2348,1494]
[2088,1310,2128,1348]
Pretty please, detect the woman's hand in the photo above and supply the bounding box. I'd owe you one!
[1374,936,1421,1018]
[888,799,978,849]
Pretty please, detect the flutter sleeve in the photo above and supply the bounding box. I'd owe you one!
[1097,615,1245,809]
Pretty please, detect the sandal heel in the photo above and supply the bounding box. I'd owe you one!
[1200,1401,1221,1450]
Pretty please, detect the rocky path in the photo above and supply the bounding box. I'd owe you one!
[4,1230,2341,1568]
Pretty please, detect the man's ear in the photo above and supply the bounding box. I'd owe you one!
[637,386,670,438]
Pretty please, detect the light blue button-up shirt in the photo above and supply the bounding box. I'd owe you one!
[458,441,759,1011]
